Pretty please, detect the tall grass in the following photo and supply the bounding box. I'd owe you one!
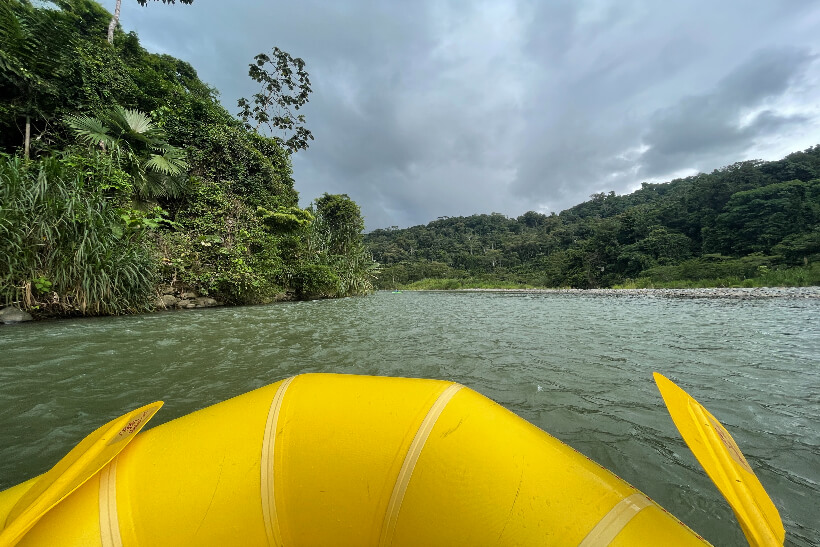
[0,155,156,315]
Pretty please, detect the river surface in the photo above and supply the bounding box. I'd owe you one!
[0,291,817,545]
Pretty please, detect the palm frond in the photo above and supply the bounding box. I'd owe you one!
[136,170,189,200]
[109,106,154,136]
[143,151,189,176]
[65,115,114,149]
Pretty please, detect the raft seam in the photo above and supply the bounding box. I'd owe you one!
[261,376,296,547]
[379,382,463,547]
[577,492,651,547]
[99,460,123,547]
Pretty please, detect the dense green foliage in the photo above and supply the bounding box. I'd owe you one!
[0,154,156,314]
[300,194,378,297]
[367,148,820,289]
[0,0,374,317]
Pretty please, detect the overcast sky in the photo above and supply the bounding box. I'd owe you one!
[116,0,820,230]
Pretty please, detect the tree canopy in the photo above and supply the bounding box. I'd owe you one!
[366,147,820,289]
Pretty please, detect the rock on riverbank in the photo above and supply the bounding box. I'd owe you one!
[154,286,221,310]
[0,307,33,323]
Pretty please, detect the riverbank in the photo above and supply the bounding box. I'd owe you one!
[435,286,820,298]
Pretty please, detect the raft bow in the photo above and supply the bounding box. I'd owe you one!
[0,373,775,546]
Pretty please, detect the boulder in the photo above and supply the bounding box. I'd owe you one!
[0,307,33,324]
[156,295,177,309]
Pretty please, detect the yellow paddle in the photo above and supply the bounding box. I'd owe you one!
[653,372,784,547]
[0,401,163,547]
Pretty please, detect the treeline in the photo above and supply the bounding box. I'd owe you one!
[0,0,376,317]
[367,147,820,289]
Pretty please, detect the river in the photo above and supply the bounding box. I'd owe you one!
[0,290,817,545]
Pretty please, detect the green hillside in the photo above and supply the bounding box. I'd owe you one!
[366,148,820,289]
[0,0,376,317]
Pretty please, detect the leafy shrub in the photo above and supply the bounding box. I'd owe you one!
[290,264,339,298]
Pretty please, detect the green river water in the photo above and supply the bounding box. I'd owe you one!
[0,291,817,545]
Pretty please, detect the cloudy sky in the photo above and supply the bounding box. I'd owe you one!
[116,0,820,230]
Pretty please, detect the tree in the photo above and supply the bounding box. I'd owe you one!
[517,210,548,229]
[238,47,314,154]
[301,194,377,296]
[713,179,820,255]
[312,193,365,256]
[0,1,76,158]
[66,106,189,200]
[108,0,194,45]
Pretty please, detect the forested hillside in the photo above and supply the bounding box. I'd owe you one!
[367,147,820,289]
[0,0,376,318]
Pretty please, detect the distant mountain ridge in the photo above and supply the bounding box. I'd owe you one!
[365,146,820,289]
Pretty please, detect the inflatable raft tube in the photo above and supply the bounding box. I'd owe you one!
[0,374,709,546]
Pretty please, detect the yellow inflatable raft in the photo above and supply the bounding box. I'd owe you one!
[0,374,709,546]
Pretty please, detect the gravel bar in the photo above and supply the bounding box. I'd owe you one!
[454,287,820,299]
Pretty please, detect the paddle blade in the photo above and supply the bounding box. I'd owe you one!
[653,373,784,547]
[0,401,163,546]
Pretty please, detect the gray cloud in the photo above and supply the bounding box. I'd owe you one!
[638,48,815,176]
[116,0,820,229]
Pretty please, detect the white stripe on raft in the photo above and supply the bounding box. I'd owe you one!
[578,492,652,546]
[379,383,464,547]
[99,459,122,547]
[261,376,295,547]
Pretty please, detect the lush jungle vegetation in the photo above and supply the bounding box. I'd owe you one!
[0,0,376,317]
[367,147,820,289]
